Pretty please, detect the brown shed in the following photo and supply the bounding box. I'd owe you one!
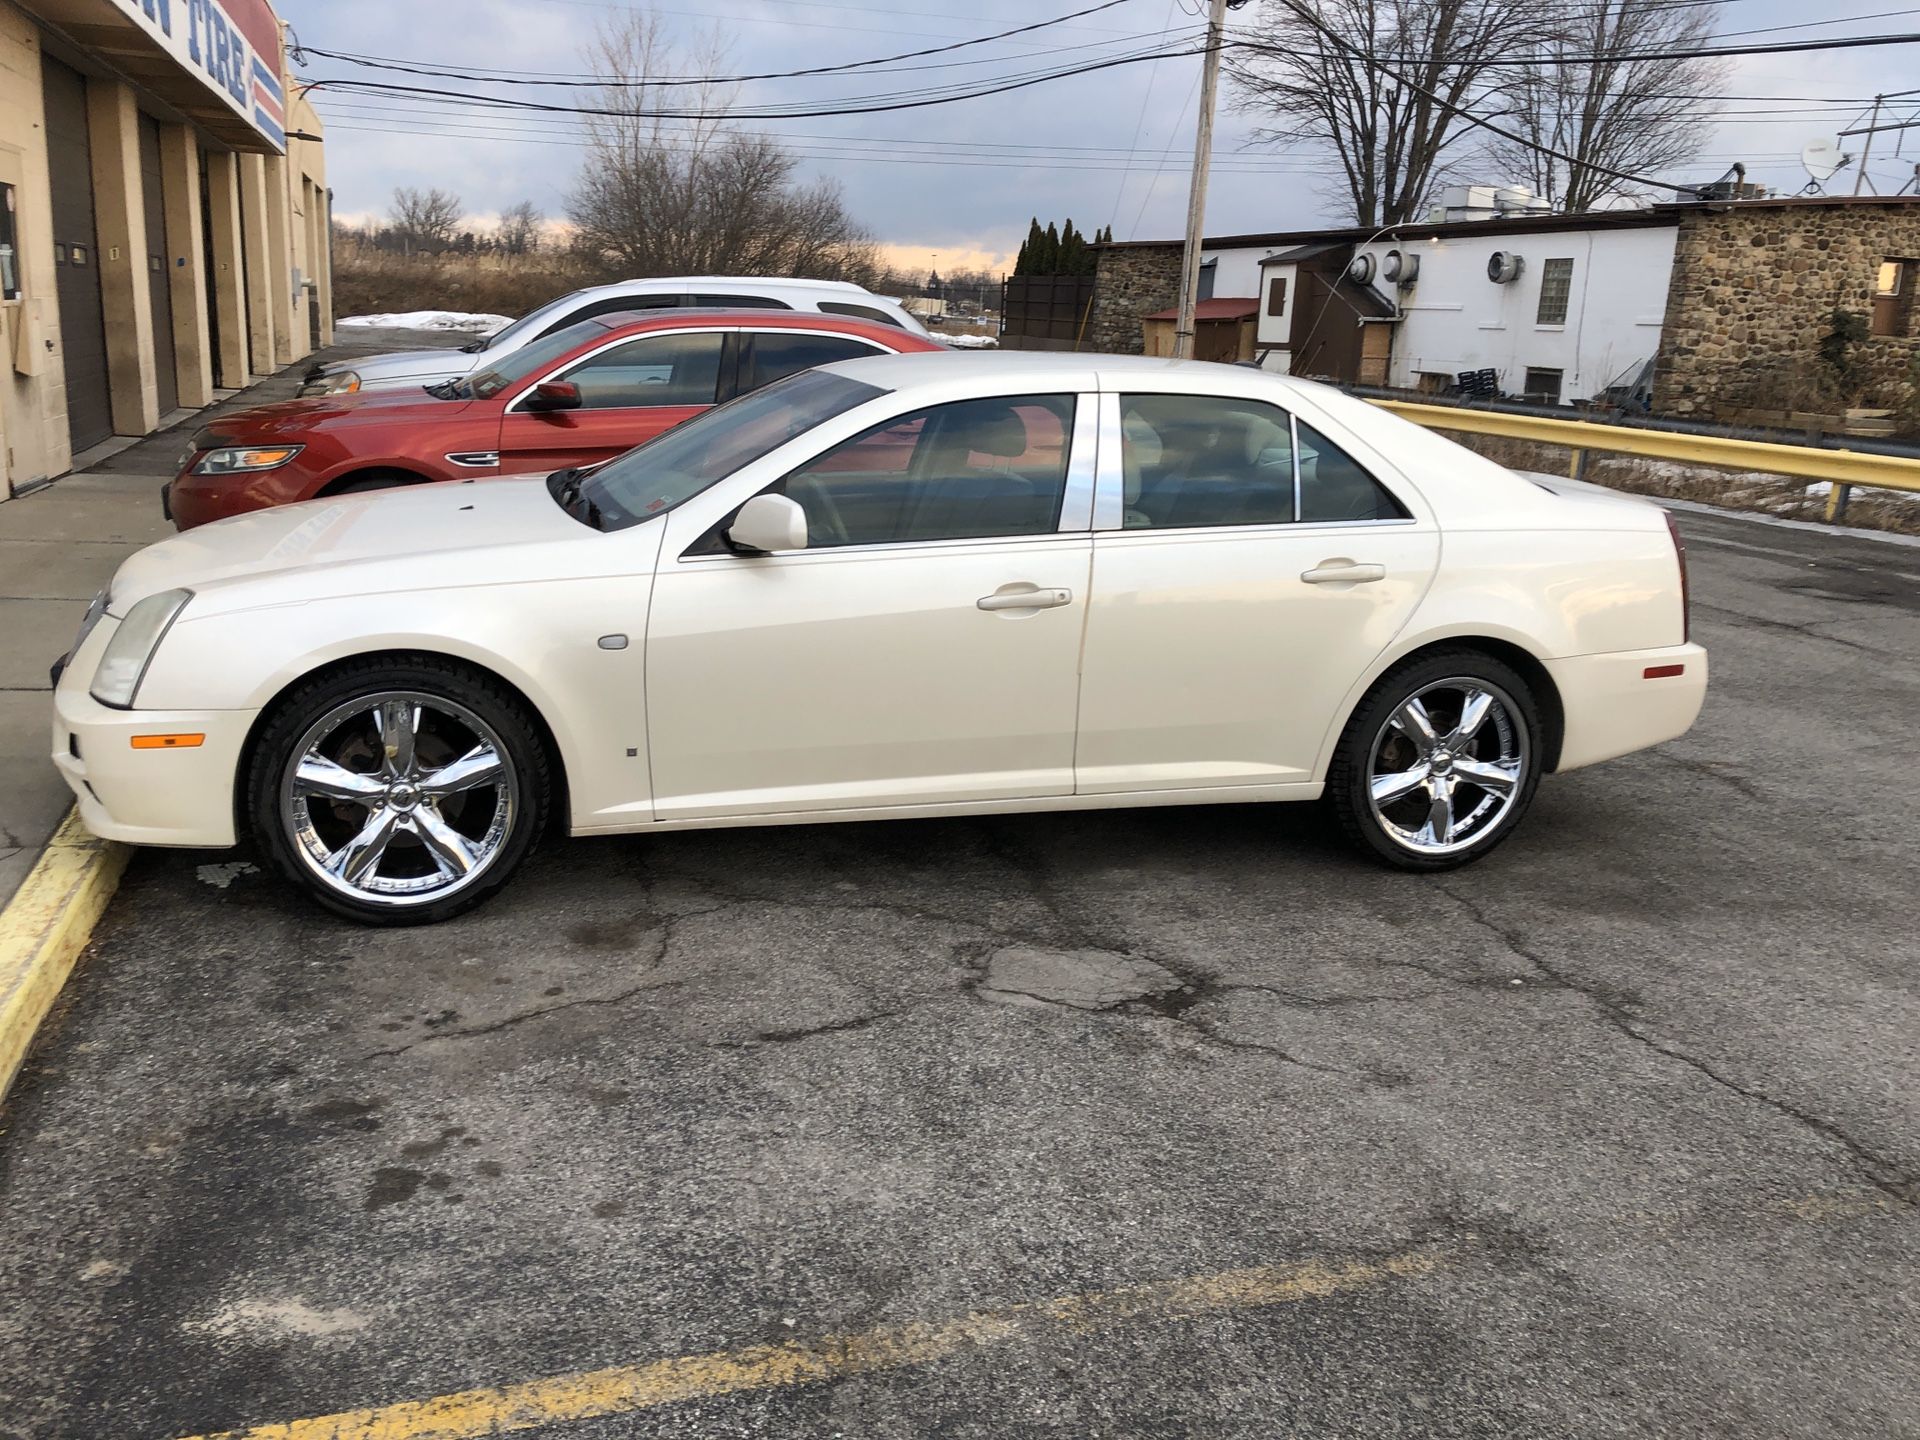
[1140,297,1260,362]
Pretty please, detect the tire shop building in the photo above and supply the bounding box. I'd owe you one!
[0,0,330,497]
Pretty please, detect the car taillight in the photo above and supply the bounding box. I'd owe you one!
[1664,509,1690,642]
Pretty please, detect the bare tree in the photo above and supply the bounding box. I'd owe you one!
[1486,0,1729,212]
[1228,0,1545,225]
[496,200,545,257]
[388,186,463,253]
[565,13,877,279]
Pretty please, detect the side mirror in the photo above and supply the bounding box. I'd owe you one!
[523,379,581,412]
[726,493,809,554]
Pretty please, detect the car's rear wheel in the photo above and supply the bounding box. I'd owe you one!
[1326,650,1542,871]
[247,659,549,924]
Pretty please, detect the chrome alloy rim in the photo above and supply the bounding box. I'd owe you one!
[1367,677,1529,857]
[281,691,516,907]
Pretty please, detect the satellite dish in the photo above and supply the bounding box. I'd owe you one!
[1802,139,1847,184]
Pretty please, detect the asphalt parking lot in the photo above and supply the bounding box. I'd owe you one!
[2,463,1917,1434]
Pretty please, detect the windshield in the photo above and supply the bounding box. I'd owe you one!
[474,297,566,353]
[578,369,886,530]
[464,321,610,400]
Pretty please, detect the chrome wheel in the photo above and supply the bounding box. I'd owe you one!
[280,690,517,909]
[1367,677,1529,858]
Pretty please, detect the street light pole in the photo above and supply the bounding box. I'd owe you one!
[1172,0,1231,360]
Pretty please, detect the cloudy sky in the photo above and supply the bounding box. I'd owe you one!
[280,0,1920,276]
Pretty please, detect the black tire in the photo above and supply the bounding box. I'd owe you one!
[334,472,414,495]
[1325,648,1544,871]
[246,656,551,925]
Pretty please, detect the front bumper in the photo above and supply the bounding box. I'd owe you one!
[1546,642,1708,773]
[166,466,311,531]
[51,624,251,848]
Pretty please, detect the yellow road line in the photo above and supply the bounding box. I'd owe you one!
[181,1249,1440,1440]
[0,808,128,1107]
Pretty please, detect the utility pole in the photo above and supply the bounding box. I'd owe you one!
[1855,96,1884,195]
[1173,0,1232,360]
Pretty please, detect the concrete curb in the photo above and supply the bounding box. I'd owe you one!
[0,809,129,1108]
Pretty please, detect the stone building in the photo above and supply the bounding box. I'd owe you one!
[0,0,330,497]
[1088,197,1920,423]
[1653,197,1920,420]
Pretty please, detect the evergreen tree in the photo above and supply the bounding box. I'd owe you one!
[1043,221,1060,273]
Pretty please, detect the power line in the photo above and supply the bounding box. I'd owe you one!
[294,0,1159,88]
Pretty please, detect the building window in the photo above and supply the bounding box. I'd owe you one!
[1522,367,1564,403]
[1266,276,1288,317]
[1872,259,1912,337]
[1536,258,1574,325]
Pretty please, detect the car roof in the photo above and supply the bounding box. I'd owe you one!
[577,275,880,299]
[815,348,1310,392]
[582,308,936,345]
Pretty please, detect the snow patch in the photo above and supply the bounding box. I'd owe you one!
[942,334,999,349]
[336,311,511,333]
[196,861,259,889]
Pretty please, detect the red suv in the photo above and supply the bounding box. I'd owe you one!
[167,310,941,530]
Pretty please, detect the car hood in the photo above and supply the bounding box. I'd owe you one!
[204,389,479,439]
[111,476,609,613]
[336,347,487,386]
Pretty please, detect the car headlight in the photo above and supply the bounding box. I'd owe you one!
[192,444,305,475]
[90,589,192,709]
[297,371,360,397]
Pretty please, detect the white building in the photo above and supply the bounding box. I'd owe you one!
[1147,208,1683,404]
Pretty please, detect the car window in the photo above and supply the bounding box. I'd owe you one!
[467,321,611,399]
[1116,394,1296,529]
[692,292,791,309]
[1296,423,1410,523]
[580,369,886,531]
[536,294,683,339]
[818,301,905,329]
[552,331,725,409]
[772,394,1075,549]
[743,333,884,391]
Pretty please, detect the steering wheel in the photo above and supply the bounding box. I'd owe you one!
[785,477,851,546]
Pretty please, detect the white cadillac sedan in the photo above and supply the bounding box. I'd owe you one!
[52,353,1706,924]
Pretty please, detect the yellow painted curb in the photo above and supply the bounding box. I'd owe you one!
[0,808,130,1107]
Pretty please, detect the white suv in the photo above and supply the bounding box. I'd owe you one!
[303,277,932,396]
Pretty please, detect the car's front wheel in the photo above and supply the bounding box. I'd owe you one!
[247,658,550,924]
[1326,650,1543,870]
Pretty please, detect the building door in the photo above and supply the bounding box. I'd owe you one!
[138,115,178,416]
[197,148,227,388]
[41,56,112,453]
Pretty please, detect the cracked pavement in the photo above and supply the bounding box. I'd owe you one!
[0,506,1916,1438]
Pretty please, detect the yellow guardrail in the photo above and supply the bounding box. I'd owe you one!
[1368,398,1920,522]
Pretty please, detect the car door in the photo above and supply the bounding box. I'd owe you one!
[643,389,1097,821]
[496,328,728,474]
[1074,387,1440,794]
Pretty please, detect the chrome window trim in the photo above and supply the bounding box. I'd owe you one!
[1056,392,1098,533]
[678,529,1091,565]
[502,326,734,414]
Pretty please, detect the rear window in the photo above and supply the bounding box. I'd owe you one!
[819,301,905,329]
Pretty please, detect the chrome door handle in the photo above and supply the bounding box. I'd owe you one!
[1301,560,1386,585]
[977,587,1072,611]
